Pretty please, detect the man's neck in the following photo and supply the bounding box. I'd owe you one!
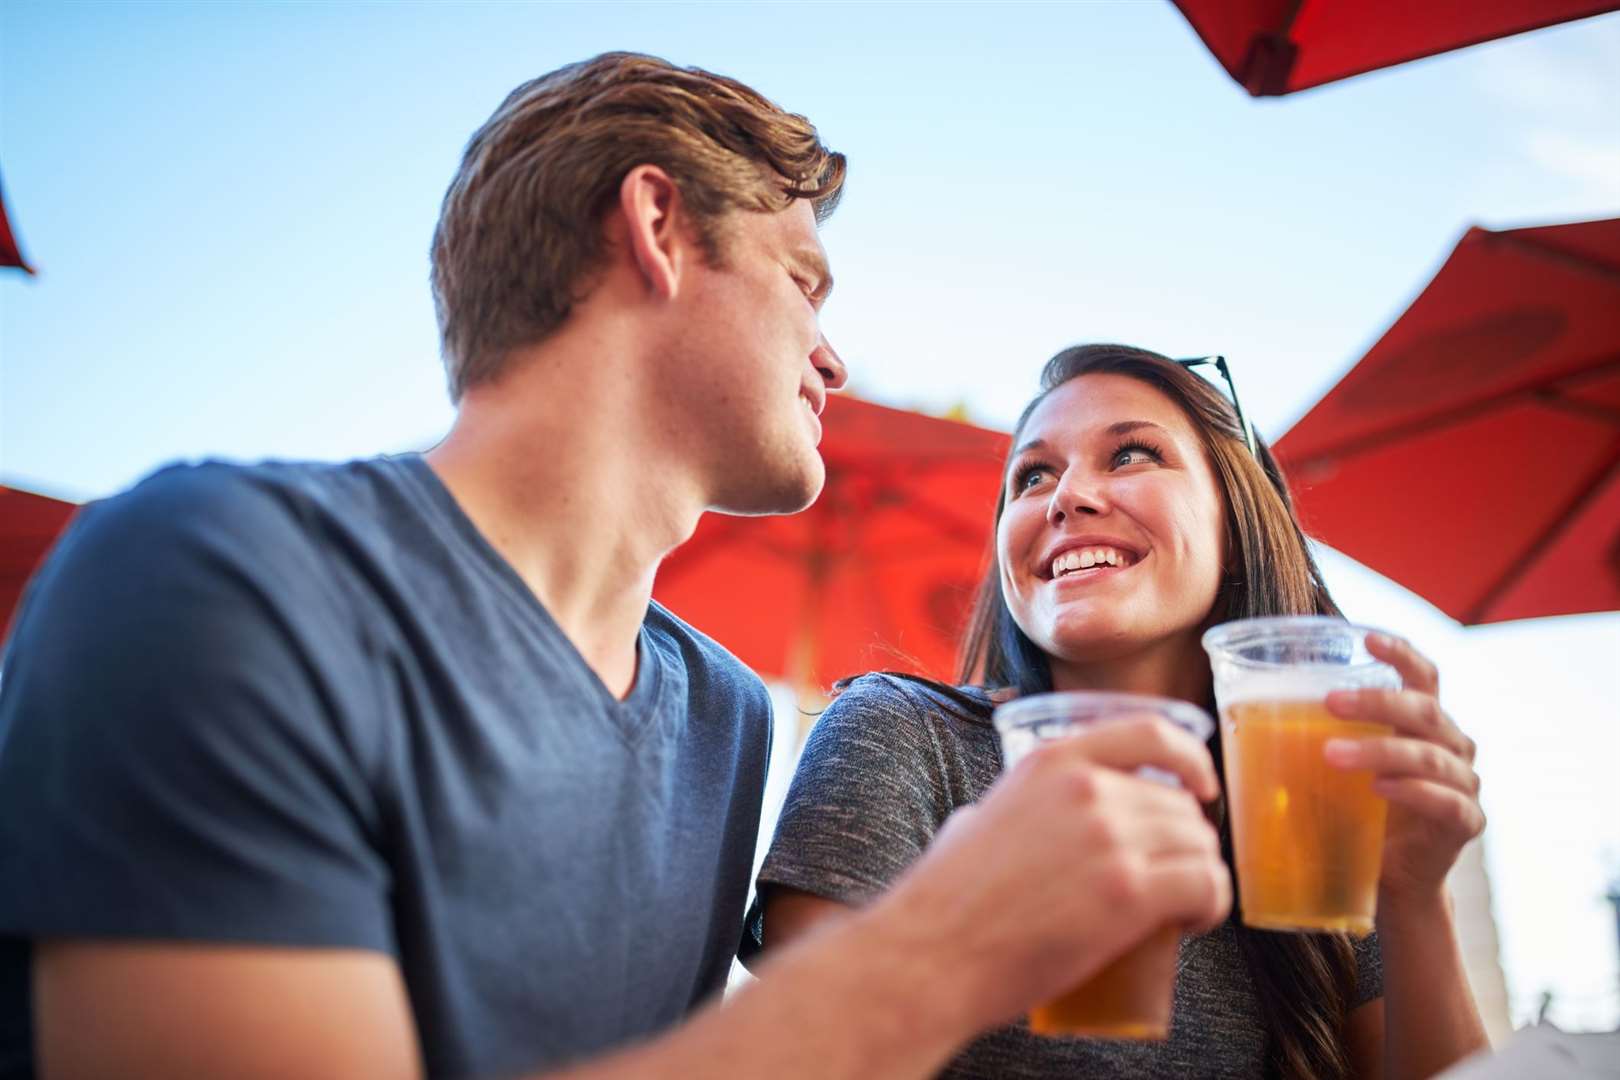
[424,330,706,700]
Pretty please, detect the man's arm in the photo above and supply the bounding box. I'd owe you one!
[36,944,422,1080]
[38,719,1231,1080]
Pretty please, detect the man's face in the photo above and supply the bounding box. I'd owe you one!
[664,199,847,516]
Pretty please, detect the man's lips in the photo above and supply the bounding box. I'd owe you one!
[800,383,827,417]
[799,391,824,445]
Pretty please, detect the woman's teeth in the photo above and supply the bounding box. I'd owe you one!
[1051,547,1133,578]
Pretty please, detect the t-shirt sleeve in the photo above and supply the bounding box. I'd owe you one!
[1351,929,1383,1007]
[747,674,953,952]
[0,466,394,953]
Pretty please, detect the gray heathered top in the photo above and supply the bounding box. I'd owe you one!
[750,673,1382,1080]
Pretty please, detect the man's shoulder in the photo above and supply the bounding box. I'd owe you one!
[643,600,770,705]
[67,455,426,566]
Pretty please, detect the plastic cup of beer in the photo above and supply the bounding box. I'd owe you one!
[1201,616,1400,936]
[993,691,1215,1040]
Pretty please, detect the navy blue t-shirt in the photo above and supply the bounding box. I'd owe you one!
[0,455,772,1079]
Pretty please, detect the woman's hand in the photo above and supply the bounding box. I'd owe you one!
[1321,633,1485,907]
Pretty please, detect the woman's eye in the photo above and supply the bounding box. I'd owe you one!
[1015,467,1050,492]
[1111,442,1162,468]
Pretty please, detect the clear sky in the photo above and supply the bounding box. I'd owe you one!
[4,0,1619,1030]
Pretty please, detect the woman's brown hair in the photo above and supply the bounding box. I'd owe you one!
[959,343,1360,1080]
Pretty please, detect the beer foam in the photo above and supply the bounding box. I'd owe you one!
[1215,668,1395,707]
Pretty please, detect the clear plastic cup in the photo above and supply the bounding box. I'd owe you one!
[1202,616,1400,935]
[993,691,1215,1040]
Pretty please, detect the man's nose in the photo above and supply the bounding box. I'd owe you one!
[812,333,848,391]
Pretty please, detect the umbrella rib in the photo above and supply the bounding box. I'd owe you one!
[1494,230,1620,285]
[1462,437,1620,624]
[1287,354,1620,465]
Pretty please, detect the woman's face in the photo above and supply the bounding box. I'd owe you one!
[997,373,1228,668]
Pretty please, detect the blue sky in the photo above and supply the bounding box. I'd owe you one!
[5,1,1619,1031]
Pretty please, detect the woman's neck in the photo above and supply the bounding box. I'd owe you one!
[1046,633,1213,705]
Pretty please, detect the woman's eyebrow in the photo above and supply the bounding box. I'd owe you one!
[1104,419,1172,439]
[1011,437,1048,458]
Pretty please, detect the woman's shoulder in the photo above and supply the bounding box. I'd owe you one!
[829,672,997,736]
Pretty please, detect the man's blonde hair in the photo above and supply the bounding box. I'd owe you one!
[430,52,846,401]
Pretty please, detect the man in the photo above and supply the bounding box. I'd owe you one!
[0,53,1228,1079]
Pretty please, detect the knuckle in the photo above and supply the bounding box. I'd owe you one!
[1421,696,1445,731]
[1098,857,1144,909]
[1065,762,1101,805]
[1087,810,1124,854]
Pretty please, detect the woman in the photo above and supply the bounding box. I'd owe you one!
[743,345,1489,1079]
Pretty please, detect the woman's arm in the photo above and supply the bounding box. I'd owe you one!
[761,887,857,953]
[1375,889,1487,1080]
[1328,634,1490,1079]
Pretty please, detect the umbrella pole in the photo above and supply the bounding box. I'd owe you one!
[788,547,831,742]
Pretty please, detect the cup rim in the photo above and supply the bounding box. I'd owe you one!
[1201,614,1390,665]
[993,689,1214,742]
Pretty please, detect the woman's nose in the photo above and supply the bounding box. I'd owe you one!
[812,333,848,391]
[1047,472,1108,524]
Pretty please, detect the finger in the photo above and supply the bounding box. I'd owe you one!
[1048,718,1220,802]
[1372,778,1487,840]
[1138,853,1232,936]
[1323,735,1479,796]
[1325,687,1471,759]
[1365,632,1438,695]
[1090,775,1222,859]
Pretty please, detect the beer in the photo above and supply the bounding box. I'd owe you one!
[1029,925,1179,1038]
[1221,698,1389,934]
[995,691,1214,1040]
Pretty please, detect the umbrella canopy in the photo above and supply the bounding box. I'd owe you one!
[0,170,34,274]
[1275,217,1620,625]
[654,396,1011,693]
[1172,0,1620,96]
[2,486,77,641]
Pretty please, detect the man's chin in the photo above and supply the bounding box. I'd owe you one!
[715,458,824,517]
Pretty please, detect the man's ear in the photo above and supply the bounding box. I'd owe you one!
[616,164,687,301]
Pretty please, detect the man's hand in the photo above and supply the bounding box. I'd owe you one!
[873,716,1230,1034]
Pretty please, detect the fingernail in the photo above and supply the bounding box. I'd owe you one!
[1323,738,1360,765]
[1366,632,1393,650]
[1325,690,1358,715]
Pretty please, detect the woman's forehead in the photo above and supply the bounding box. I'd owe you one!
[1020,374,1194,442]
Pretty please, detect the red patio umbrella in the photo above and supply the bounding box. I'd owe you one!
[1172,0,1620,96]
[654,396,1011,694]
[1275,216,1620,625]
[0,170,34,274]
[2,486,78,641]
